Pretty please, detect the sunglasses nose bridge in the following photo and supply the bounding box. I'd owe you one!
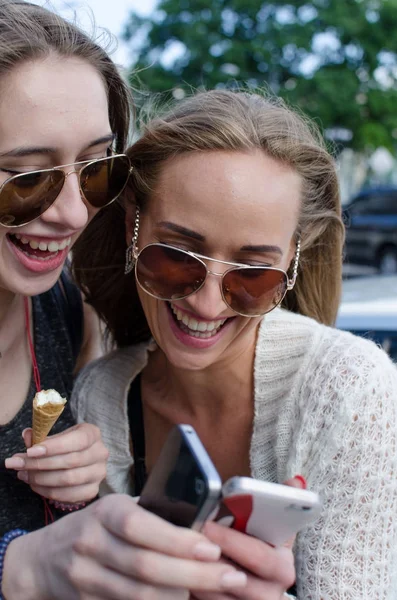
[63,168,80,181]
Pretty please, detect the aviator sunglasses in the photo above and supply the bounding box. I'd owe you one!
[0,153,132,227]
[130,212,301,318]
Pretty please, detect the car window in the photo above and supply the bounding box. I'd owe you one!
[371,195,397,215]
[348,197,371,215]
[348,193,397,215]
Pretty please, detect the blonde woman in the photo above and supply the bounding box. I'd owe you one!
[72,90,397,599]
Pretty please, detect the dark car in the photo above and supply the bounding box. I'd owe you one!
[336,275,397,360]
[343,186,397,274]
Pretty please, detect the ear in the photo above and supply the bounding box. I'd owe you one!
[125,197,137,246]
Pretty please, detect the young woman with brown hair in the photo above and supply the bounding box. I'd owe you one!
[1,5,242,600]
[71,89,397,598]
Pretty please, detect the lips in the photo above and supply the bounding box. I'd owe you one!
[6,233,72,273]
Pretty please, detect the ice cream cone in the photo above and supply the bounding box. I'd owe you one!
[32,390,66,444]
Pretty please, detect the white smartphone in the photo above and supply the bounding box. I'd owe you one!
[215,476,322,546]
[138,424,222,530]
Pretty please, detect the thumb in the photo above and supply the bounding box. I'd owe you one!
[22,428,33,449]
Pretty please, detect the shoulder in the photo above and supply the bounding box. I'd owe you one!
[71,342,150,422]
[275,310,397,439]
[255,308,397,424]
[259,307,396,378]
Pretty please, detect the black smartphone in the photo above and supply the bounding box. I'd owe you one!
[138,424,222,530]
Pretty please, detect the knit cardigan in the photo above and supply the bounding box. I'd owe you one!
[71,308,397,599]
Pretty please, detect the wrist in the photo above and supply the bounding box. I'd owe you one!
[1,532,38,600]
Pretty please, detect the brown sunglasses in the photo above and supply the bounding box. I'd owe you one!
[134,242,300,317]
[0,154,132,227]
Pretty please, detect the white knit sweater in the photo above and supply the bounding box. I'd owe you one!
[72,308,397,599]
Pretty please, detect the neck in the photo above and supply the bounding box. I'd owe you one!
[0,290,26,355]
[143,332,257,419]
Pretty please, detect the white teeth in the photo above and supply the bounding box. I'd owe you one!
[171,304,226,337]
[11,235,71,253]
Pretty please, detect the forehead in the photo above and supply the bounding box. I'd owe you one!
[148,150,301,247]
[0,56,110,157]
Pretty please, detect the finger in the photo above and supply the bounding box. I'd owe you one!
[193,557,285,600]
[26,423,104,457]
[20,463,106,488]
[283,475,306,490]
[75,522,247,592]
[203,522,295,587]
[22,428,33,449]
[97,495,223,561]
[6,442,109,471]
[67,553,188,600]
[191,592,235,600]
[29,481,100,503]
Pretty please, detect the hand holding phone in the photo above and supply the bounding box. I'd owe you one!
[138,425,322,546]
[215,476,322,546]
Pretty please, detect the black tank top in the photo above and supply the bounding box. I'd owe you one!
[0,276,83,535]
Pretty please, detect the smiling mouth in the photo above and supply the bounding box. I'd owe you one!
[7,233,71,261]
[169,302,230,338]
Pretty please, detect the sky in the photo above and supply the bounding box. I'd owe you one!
[30,0,157,67]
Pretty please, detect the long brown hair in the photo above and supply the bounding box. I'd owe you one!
[73,90,344,347]
[0,0,133,153]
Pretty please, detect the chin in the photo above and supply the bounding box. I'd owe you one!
[5,266,64,297]
[163,345,222,372]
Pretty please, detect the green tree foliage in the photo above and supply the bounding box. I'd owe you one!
[123,0,397,151]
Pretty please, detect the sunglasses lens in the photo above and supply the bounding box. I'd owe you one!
[0,170,64,227]
[136,245,207,300]
[223,268,287,316]
[80,155,131,208]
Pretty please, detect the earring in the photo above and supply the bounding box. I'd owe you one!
[124,207,140,275]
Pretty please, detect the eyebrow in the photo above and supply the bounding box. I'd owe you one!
[0,134,115,159]
[158,221,283,254]
[240,244,283,255]
[158,221,205,241]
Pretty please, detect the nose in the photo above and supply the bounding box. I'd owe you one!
[185,270,229,319]
[40,170,90,231]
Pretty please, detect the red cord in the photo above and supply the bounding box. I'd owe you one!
[23,298,53,522]
[23,296,41,393]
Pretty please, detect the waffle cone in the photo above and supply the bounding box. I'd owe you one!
[32,392,66,444]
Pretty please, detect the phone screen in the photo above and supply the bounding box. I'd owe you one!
[138,425,221,528]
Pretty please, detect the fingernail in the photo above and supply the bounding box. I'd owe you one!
[193,541,221,561]
[17,471,28,482]
[294,475,307,489]
[5,457,25,469]
[27,445,46,457]
[220,571,248,589]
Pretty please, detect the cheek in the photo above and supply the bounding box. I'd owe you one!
[137,284,160,327]
[86,205,101,223]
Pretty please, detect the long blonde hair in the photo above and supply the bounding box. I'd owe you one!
[74,90,344,346]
